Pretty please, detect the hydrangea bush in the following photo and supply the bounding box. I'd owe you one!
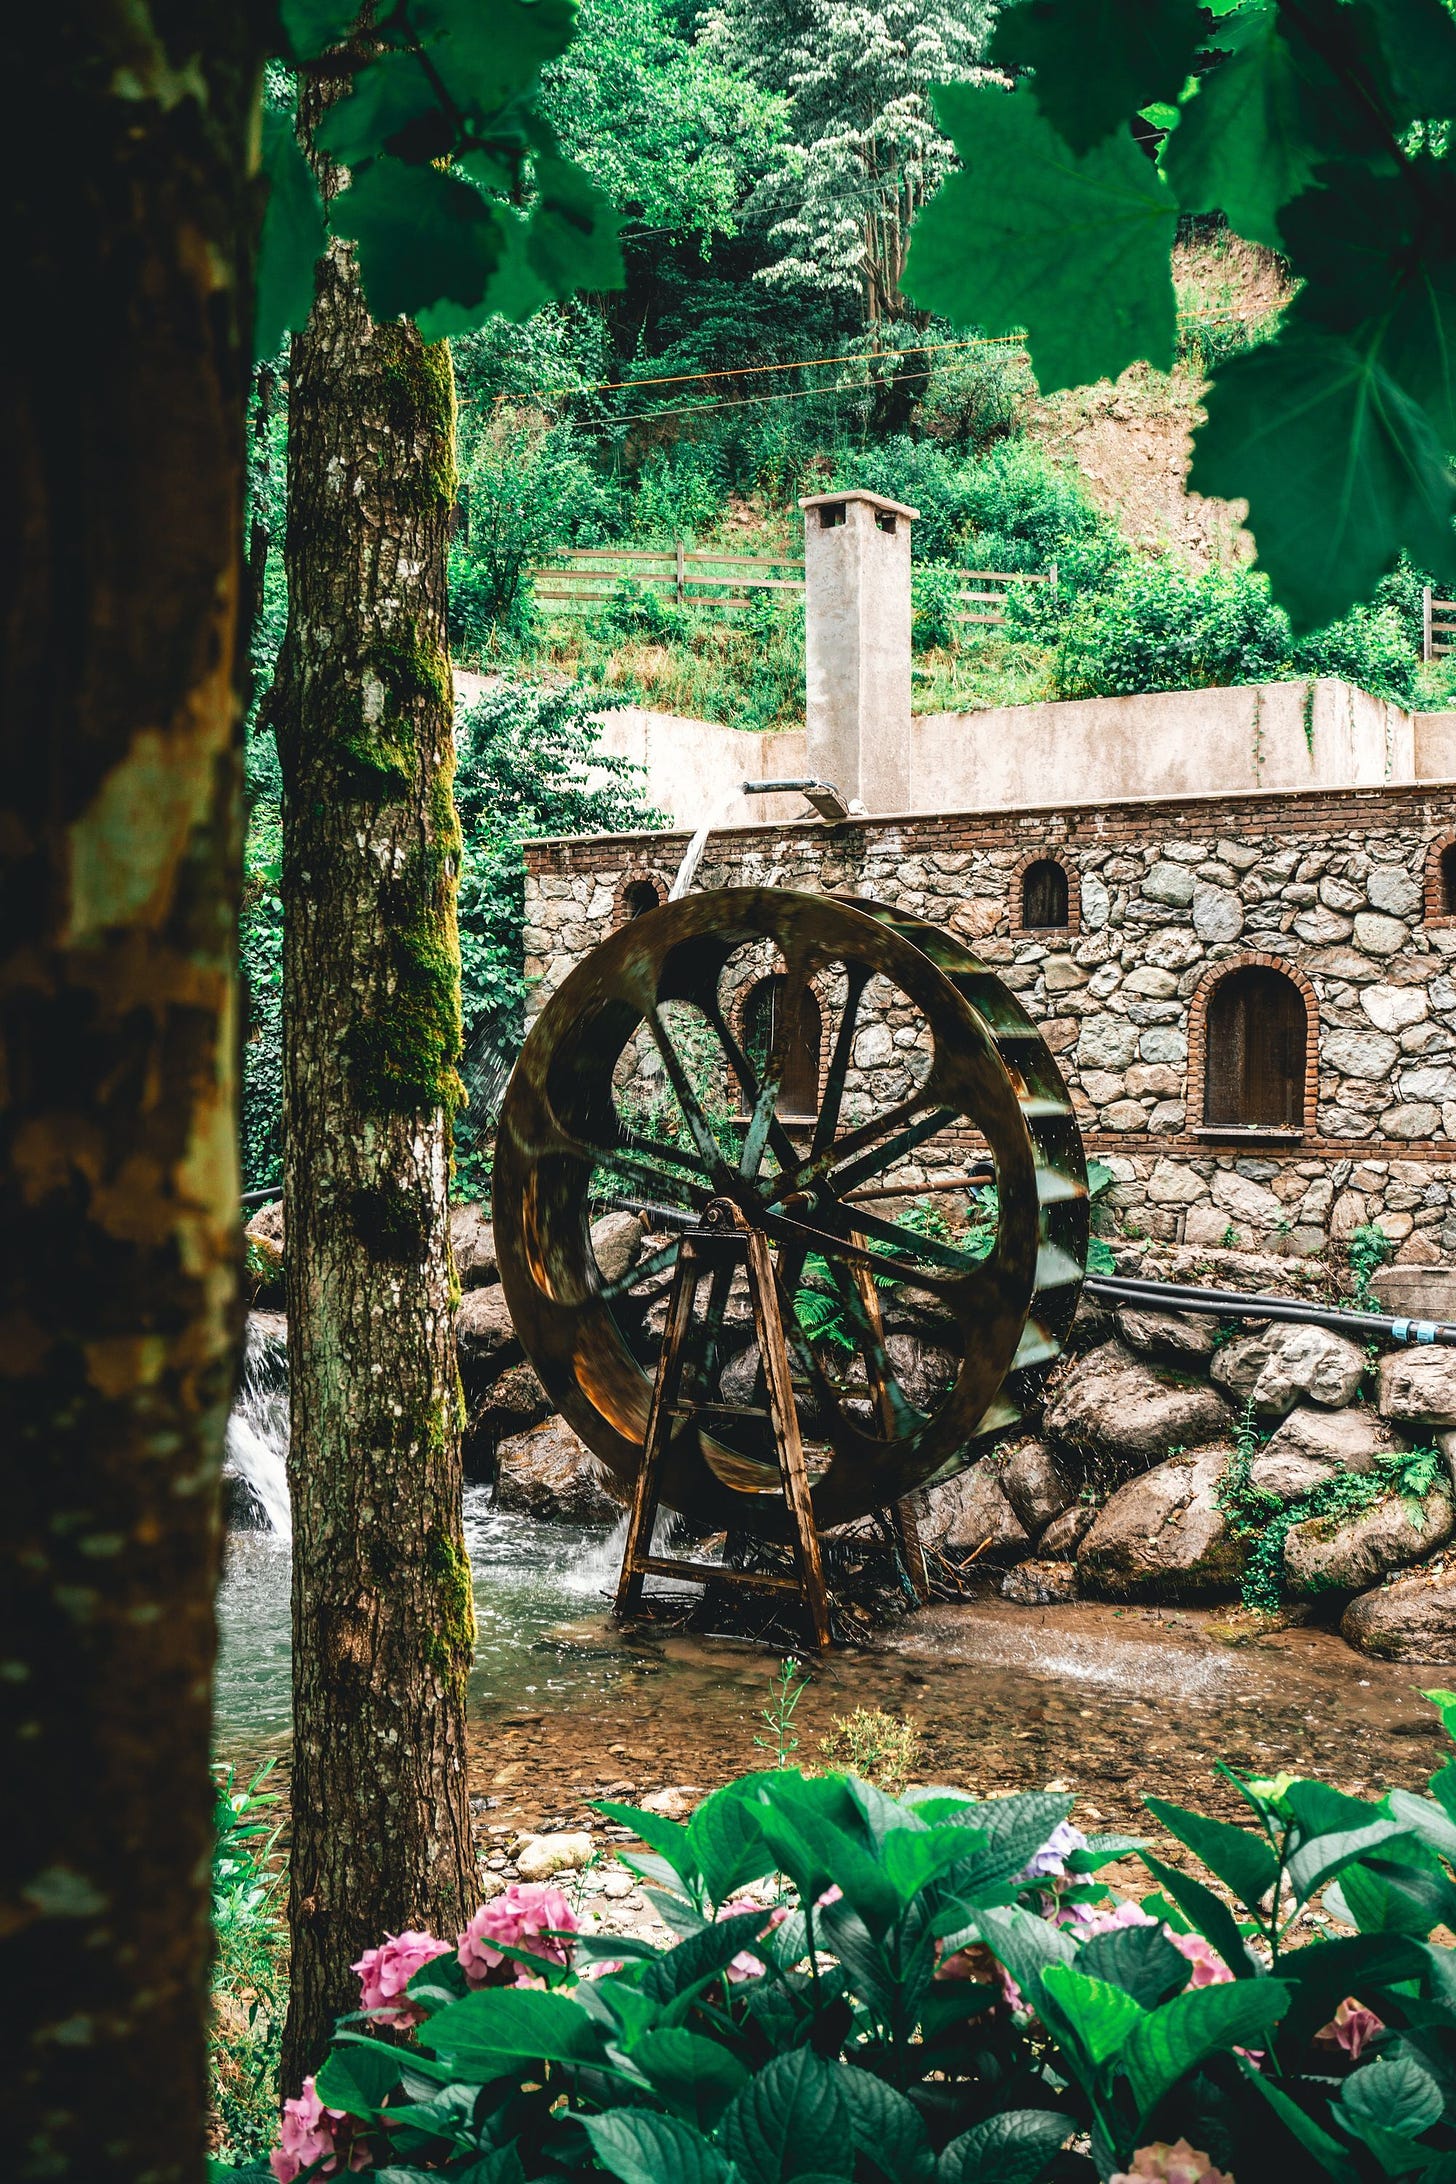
[220,1694,1456,2183]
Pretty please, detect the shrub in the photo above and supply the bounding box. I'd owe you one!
[210,1762,286,2164]
[450,416,615,650]
[1055,560,1289,700]
[228,1701,1456,2184]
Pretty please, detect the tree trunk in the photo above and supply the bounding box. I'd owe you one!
[275,98,475,2093]
[1,9,265,2180]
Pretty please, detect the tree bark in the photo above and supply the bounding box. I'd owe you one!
[1,8,266,2179]
[275,94,476,2093]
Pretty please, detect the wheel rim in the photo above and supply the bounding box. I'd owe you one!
[494,888,1087,1538]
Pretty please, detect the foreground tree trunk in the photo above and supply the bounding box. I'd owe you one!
[2,9,265,2179]
[276,104,475,2091]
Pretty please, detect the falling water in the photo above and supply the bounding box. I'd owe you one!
[224,1314,290,1532]
[667,786,745,901]
[461,1014,520,1129]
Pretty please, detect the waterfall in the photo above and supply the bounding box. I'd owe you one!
[225,1314,290,1533]
[668,786,746,902]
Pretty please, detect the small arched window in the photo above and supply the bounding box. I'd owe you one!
[622,878,662,919]
[1204,965,1306,1130]
[1441,843,1456,916]
[1022,858,1069,930]
[741,977,823,1122]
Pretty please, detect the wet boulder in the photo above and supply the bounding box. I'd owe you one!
[1379,1349,1456,1431]
[1248,1449,1341,1503]
[1039,1501,1097,1557]
[450,1201,498,1289]
[1000,1559,1078,1606]
[1114,1306,1216,1365]
[493,1417,626,1525]
[456,1281,521,1374]
[1001,1440,1074,1533]
[591,1211,647,1289]
[1260,1403,1394,1473]
[1078,1448,1243,1602]
[923,1456,1031,1563]
[244,1201,285,1307]
[1043,1341,1230,1470]
[1284,1491,1454,1596]
[1343,1564,1456,1661]
[1212,1325,1364,1417]
[463,1361,553,1476]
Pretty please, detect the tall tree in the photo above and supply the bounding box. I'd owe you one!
[2,8,268,2179]
[274,70,476,2091]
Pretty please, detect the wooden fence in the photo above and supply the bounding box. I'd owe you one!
[1424,586,1456,662]
[530,544,804,614]
[949,563,1058,628]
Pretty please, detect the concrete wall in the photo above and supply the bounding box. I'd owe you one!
[913,678,1412,812]
[1416,710,1456,784]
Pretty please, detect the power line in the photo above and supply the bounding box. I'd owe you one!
[590,359,1030,431]
[511,333,1024,406]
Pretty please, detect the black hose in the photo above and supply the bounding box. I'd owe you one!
[1086,1272,1456,1348]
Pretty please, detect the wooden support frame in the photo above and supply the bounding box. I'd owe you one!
[614,1208,833,1650]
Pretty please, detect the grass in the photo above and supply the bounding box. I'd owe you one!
[210,1760,288,2163]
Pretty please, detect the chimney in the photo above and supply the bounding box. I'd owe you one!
[799,488,917,815]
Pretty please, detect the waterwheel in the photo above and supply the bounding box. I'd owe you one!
[494,887,1088,1546]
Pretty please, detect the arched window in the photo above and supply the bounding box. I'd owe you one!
[1441,843,1456,917]
[1022,857,1069,930]
[1204,965,1306,1130]
[741,977,823,1122]
[621,878,662,919]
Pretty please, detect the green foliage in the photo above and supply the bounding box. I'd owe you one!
[752,1656,810,1770]
[259,0,624,354]
[210,1763,287,2162]
[1349,1221,1396,1313]
[451,416,615,648]
[906,1,1456,630]
[235,1713,1456,2184]
[1054,559,1287,700]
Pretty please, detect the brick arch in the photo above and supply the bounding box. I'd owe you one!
[1010,846,1081,937]
[729,962,840,1124]
[1186,950,1318,1138]
[613,869,670,926]
[1424,833,1456,927]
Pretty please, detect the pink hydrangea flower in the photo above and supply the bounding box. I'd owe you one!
[1064,1900,1158,1937]
[1315,1995,1384,2061]
[458,1884,579,1986]
[1169,1929,1232,1989]
[270,2077,371,2182]
[717,1895,788,1980]
[352,1930,451,2027]
[1110,2140,1232,2184]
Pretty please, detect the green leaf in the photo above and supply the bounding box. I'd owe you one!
[719,2048,854,2184]
[1143,1795,1280,1917]
[314,2036,406,2117]
[1365,0,1456,119]
[904,85,1176,394]
[1338,1848,1455,1939]
[688,1781,779,1904]
[315,53,453,168]
[1122,1979,1290,2122]
[638,1911,774,2006]
[991,0,1205,154]
[525,155,623,299]
[937,2109,1070,2184]
[329,159,503,323]
[580,2110,731,2184]
[1078,1921,1189,2007]
[1341,2050,1444,2140]
[279,0,359,61]
[975,1903,1078,1998]
[1241,2058,1363,2184]
[1422,1688,1456,1742]
[630,2029,749,2128]
[1162,5,1318,247]
[1039,1963,1144,2067]
[835,2069,933,2182]
[422,1985,604,2074]
[1138,1851,1259,1979]
[256,109,325,364]
[1282,1780,1412,1903]
[416,0,579,118]
[592,1800,699,1887]
[883,1826,990,1903]
[942,1790,1073,1892]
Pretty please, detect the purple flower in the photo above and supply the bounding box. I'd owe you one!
[1021,1820,1088,1881]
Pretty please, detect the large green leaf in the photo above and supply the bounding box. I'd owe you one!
[719,2049,854,2184]
[991,0,1205,154]
[525,155,623,299]
[940,1791,1073,1894]
[1241,2059,1363,2184]
[1162,4,1319,247]
[329,159,503,322]
[315,53,454,168]
[256,108,326,364]
[975,1903,1078,1998]
[1142,1796,1280,1917]
[1121,1979,1290,2122]
[1340,2051,1445,2142]
[1078,1920,1189,2008]
[1365,0,1456,120]
[903,85,1176,394]
[580,2109,732,2184]
[835,2068,933,2182]
[688,1782,780,1904]
[1039,1964,1144,2068]
[416,0,580,117]
[638,1912,776,2007]
[937,2109,1070,2184]
[630,2029,749,2129]
[422,1985,604,2073]
[1138,1851,1260,1979]
[592,1801,698,1888]
[280,0,359,61]
[1282,1780,1413,1903]
[314,2036,408,2117]
[1389,1786,1456,1868]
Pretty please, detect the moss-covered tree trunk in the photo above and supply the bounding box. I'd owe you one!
[275,90,475,2093]
[2,9,265,2178]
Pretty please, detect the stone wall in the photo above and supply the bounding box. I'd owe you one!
[525,779,1456,1259]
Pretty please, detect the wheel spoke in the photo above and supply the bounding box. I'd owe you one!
[810,962,869,1162]
[597,1238,681,1303]
[644,1005,738,1189]
[811,1198,983,1278]
[764,1091,933,1205]
[827,1105,960,1200]
[739,954,813,1184]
